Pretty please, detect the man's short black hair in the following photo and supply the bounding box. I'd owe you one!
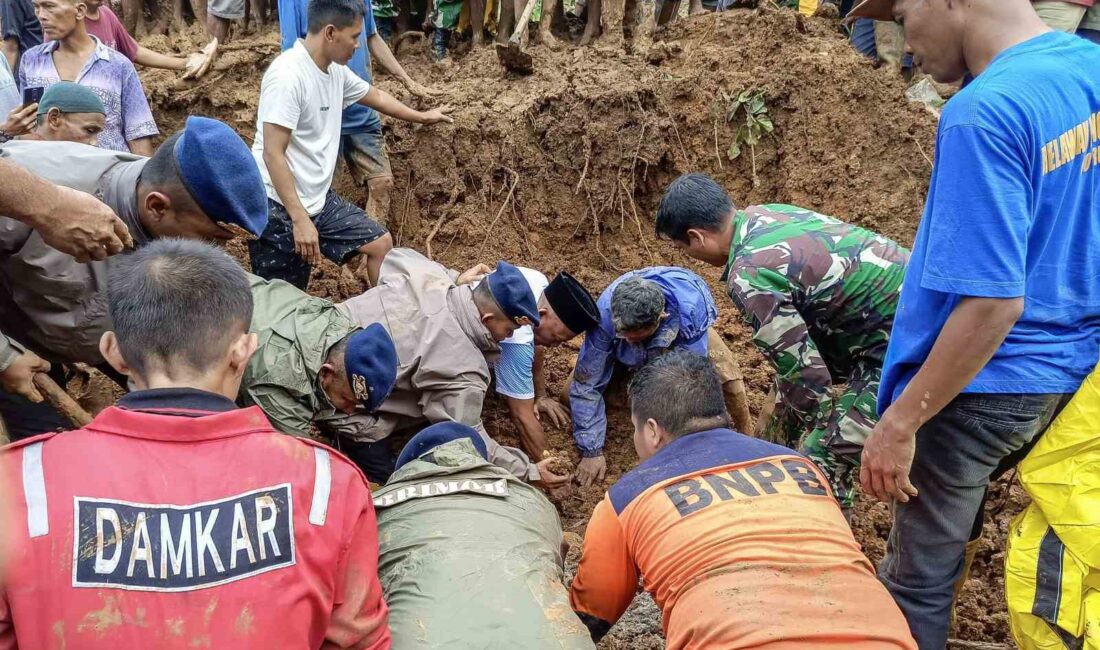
[307,0,365,33]
[629,349,729,438]
[137,132,201,213]
[108,239,253,377]
[655,173,734,244]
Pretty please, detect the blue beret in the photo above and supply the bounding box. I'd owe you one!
[344,323,398,413]
[174,116,268,237]
[394,422,489,471]
[485,261,540,327]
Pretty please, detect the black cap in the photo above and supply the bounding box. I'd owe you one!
[544,271,599,335]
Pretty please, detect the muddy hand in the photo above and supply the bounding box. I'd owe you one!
[36,185,132,262]
[291,217,322,265]
[535,397,570,429]
[535,457,571,490]
[574,455,606,487]
[456,263,492,285]
[420,107,454,125]
[182,38,218,80]
[404,78,443,98]
[0,351,50,403]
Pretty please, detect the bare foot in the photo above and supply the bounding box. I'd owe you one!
[578,23,600,46]
[540,30,561,49]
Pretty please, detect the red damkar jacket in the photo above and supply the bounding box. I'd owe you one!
[0,388,390,650]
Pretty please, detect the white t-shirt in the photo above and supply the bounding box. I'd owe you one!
[252,40,371,215]
[502,267,549,345]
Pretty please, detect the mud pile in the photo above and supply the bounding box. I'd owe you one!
[138,8,1017,646]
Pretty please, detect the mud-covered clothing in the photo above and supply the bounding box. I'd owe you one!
[240,273,357,436]
[0,388,390,650]
[569,427,916,650]
[569,267,717,457]
[375,438,594,649]
[321,248,540,483]
[0,141,149,366]
[723,203,908,506]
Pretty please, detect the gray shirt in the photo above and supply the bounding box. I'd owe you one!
[0,140,148,367]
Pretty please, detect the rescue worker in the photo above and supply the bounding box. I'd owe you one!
[0,116,268,441]
[459,265,600,460]
[569,266,751,487]
[241,272,400,437]
[0,239,391,648]
[569,349,917,649]
[245,248,567,489]
[375,421,595,649]
[655,173,909,513]
[332,248,568,487]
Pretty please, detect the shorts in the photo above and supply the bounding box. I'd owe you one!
[341,131,393,185]
[495,341,535,400]
[1033,0,1100,32]
[208,0,244,19]
[248,190,389,290]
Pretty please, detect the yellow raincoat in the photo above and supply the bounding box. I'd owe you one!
[1007,362,1100,649]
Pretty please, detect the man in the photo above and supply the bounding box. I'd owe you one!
[0,115,267,440]
[241,273,400,438]
[848,0,1100,647]
[655,173,909,513]
[18,0,157,154]
[206,0,241,43]
[1,0,42,71]
[0,55,20,120]
[252,0,450,292]
[465,266,599,460]
[0,239,391,648]
[321,249,568,487]
[31,80,104,145]
[569,350,917,649]
[82,0,217,78]
[1033,0,1100,43]
[375,422,595,649]
[279,0,437,223]
[569,266,751,487]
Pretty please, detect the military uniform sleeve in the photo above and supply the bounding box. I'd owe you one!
[568,325,616,457]
[323,468,391,650]
[727,263,832,430]
[245,384,314,437]
[474,422,540,482]
[569,495,638,642]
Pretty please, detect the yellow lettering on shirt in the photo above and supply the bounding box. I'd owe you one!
[1042,108,1100,175]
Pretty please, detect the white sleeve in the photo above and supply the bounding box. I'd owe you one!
[257,63,303,131]
[339,65,372,108]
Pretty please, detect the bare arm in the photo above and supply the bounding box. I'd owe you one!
[366,34,440,98]
[506,396,550,459]
[133,45,186,70]
[127,136,155,157]
[861,296,1024,502]
[261,122,321,264]
[356,86,452,125]
[0,159,131,261]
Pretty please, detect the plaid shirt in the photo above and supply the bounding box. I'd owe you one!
[18,35,157,152]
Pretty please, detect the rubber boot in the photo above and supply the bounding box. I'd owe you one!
[949,538,981,632]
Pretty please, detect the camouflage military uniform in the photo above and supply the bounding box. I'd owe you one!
[722,204,909,507]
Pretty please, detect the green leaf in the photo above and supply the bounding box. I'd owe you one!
[749,96,765,113]
[727,139,742,160]
[758,116,774,132]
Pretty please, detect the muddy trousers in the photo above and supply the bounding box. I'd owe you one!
[879,393,1071,650]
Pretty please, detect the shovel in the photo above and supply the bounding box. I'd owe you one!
[495,0,540,74]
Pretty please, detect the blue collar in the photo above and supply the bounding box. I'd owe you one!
[117,388,238,415]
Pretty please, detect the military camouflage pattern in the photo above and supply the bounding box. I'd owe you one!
[722,203,909,507]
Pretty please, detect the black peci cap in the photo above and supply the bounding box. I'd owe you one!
[544,271,600,336]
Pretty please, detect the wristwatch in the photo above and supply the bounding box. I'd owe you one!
[0,130,12,144]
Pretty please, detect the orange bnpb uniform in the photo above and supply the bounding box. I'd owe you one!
[569,428,916,650]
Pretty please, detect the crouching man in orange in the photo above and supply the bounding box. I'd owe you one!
[569,349,917,649]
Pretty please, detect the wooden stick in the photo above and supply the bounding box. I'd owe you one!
[33,374,92,428]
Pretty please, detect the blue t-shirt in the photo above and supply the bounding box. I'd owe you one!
[277,0,381,135]
[879,32,1100,410]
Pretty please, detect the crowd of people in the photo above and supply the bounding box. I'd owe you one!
[0,0,1098,647]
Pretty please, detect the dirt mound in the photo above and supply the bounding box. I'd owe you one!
[138,8,1017,646]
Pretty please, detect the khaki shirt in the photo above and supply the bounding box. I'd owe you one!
[375,438,594,650]
[239,274,356,436]
[0,141,149,366]
[322,248,540,482]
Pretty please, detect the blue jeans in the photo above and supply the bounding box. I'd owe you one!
[879,392,1071,649]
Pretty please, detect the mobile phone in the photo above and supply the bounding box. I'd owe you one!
[22,87,44,107]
